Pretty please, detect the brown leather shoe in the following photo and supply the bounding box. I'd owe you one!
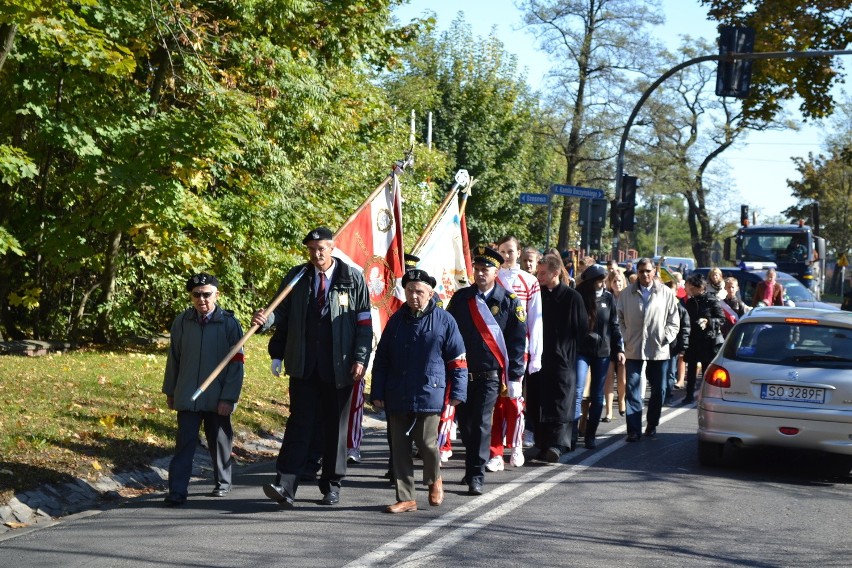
[385,500,417,514]
[428,479,444,506]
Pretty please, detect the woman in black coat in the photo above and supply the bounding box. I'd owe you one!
[575,265,624,449]
[683,274,725,404]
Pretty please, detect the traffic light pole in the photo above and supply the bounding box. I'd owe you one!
[612,47,852,260]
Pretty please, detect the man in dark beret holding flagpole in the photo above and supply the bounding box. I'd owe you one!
[252,227,373,508]
[162,273,245,506]
[445,246,527,496]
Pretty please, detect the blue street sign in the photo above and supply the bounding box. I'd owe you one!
[519,192,550,205]
[551,184,605,199]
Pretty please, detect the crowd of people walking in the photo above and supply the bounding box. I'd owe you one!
[165,233,734,512]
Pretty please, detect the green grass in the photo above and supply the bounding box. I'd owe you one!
[0,335,290,502]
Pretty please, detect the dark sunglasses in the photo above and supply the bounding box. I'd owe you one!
[192,291,214,299]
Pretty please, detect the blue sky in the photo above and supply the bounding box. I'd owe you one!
[393,0,824,222]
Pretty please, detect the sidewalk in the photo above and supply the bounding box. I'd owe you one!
[0,410,388,535]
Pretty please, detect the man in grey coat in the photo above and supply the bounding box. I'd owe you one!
[162,273,245,506]
[616,258,680,442]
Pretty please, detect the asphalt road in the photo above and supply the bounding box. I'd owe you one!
[2,402,850,567]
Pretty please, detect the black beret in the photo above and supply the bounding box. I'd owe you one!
[186,272,219,292]
[302,227,334,244]
[404,253,420,267]
[402,268,436,289]
[581,264,607,282]
[472,245,503,269]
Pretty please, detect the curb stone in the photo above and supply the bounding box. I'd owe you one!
[0,411,387,537]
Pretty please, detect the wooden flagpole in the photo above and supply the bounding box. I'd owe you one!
[410,169,470,256]
[191,152,414,401]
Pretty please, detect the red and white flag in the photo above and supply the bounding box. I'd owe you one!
[412,193,473,303]
[720,300,739,326]
[333,169,405,334]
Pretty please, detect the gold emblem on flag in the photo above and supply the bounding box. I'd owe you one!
[376,208,393,233]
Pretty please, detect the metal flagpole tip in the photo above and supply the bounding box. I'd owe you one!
[191,388,203,401]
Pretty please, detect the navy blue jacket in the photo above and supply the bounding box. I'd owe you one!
[445,284,527,382]
[371,297,467,414]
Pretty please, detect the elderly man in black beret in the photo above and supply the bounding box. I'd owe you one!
[371,268,468,513]
[252,227,373,508]
[162,273,245,506]
[445,245,527,496]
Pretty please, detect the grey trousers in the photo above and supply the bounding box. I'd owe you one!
[168,410,233,499]
[388,412,440,502]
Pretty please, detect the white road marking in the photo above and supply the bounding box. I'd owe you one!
[346,405,693,568]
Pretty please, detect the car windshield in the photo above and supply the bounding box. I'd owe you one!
[741,234,808,262]
[724,322,852,367]
[777,276,815,303]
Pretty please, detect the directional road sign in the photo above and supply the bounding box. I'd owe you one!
[551,184,605,200]
[519,192,550,205]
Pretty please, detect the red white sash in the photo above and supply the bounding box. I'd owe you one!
[468,295,509,386]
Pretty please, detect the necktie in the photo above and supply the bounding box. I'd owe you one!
[317,273,326,309]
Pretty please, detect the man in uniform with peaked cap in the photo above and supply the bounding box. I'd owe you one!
[445,245,526,496]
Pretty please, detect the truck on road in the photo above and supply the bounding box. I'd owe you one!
[723,220,826,300]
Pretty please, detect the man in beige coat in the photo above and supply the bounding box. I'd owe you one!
[616,258,680,442]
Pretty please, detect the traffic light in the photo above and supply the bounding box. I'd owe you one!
[620,175,637,232]
[741,205,749,226]
[716,26,755,99]
[579,199,607,250]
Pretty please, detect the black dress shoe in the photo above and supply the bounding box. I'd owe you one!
[601,417,611,423]
[545,446,562,463]
[263,483,294,508]
[625,433,640,443]
[468,480,483,496]
[682,396,695,405]
[644,427,657,439]
[163,495,186,507]
[584,438,597,449]
[319,490,340,505]
[209,487,229,497]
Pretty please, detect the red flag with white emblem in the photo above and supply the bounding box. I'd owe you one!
[333,166,405,334]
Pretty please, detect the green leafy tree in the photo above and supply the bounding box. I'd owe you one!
[383,14,561,247]
[700,0,852,122]
[630,38,788,266]
[785,98,852,292]
[521,0,665,252]
[0,0,425,343]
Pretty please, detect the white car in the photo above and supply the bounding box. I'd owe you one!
[697,307,852,470]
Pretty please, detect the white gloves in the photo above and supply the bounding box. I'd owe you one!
[507,381,523,400]
[271,359,282,377]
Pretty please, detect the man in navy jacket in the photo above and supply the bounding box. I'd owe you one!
[372,268,467,513]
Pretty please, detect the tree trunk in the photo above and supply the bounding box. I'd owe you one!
[0,23,16,74]
[93,230,122,344]
[69,282,100,348]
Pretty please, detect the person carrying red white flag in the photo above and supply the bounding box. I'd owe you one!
[409,172,474,462]
[330,162,408,465]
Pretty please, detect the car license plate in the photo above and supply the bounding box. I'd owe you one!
[760,384,826,404]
